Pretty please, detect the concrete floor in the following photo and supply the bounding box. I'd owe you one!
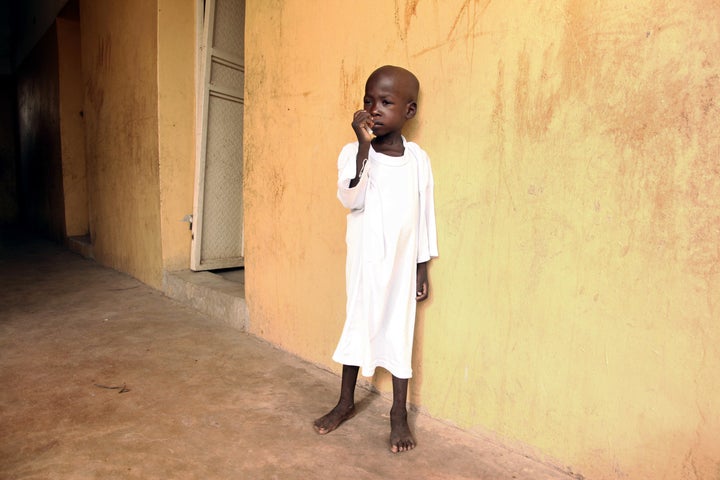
[0,229,574,480]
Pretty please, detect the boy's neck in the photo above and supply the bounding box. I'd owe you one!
[371,131,405,157]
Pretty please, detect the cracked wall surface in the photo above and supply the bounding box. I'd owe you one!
[243,1,720,478]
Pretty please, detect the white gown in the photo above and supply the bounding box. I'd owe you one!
[333,137,438,379]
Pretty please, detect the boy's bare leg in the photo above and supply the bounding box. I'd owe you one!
[314,364,359,434]
[390,375,415,453]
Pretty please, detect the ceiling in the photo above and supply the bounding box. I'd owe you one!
[0,0,72,75]
[0,1,13,74]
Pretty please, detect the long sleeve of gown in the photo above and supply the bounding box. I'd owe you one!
[412,144,439,263]
[337,142,370,211]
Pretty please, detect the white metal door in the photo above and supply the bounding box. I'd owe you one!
[191,0,245,270]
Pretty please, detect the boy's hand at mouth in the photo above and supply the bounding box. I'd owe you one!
[352,110,375,143]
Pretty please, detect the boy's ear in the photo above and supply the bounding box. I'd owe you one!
[405,101,417,119]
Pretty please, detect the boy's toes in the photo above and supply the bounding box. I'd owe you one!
[313,404,355,435]
[313,421,328,434]
[389,411,415,453]
[390,437,415,453]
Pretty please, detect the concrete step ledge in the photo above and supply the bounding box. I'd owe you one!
[67,234,94,259]
[163,269,248,331]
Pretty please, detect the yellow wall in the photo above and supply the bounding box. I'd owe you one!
[57,17,88,237]
[244,1,720,478]
[157,0,196,272]
[16,23,65,240]
[77,0,194,284]
[0,76,18,224]
[79,0,163,288]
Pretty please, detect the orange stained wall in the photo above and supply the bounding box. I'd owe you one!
[157,0,196,272]
[243,1,720,478]
[57,16,87,237]
[79,0,161,287]
[78,0,195,286]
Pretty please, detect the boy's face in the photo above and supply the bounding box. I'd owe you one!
[363,71,417,137]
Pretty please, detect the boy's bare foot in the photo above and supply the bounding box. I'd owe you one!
[389,408,415,453]
[313,403,355,435]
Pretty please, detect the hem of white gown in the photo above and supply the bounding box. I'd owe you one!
[332,353,413,379]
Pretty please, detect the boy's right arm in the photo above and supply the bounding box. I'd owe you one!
[349,110,373,188]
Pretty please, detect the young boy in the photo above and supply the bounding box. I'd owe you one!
[313,65,438,453]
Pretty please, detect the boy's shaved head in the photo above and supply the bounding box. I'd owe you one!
[367,65,419,103]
